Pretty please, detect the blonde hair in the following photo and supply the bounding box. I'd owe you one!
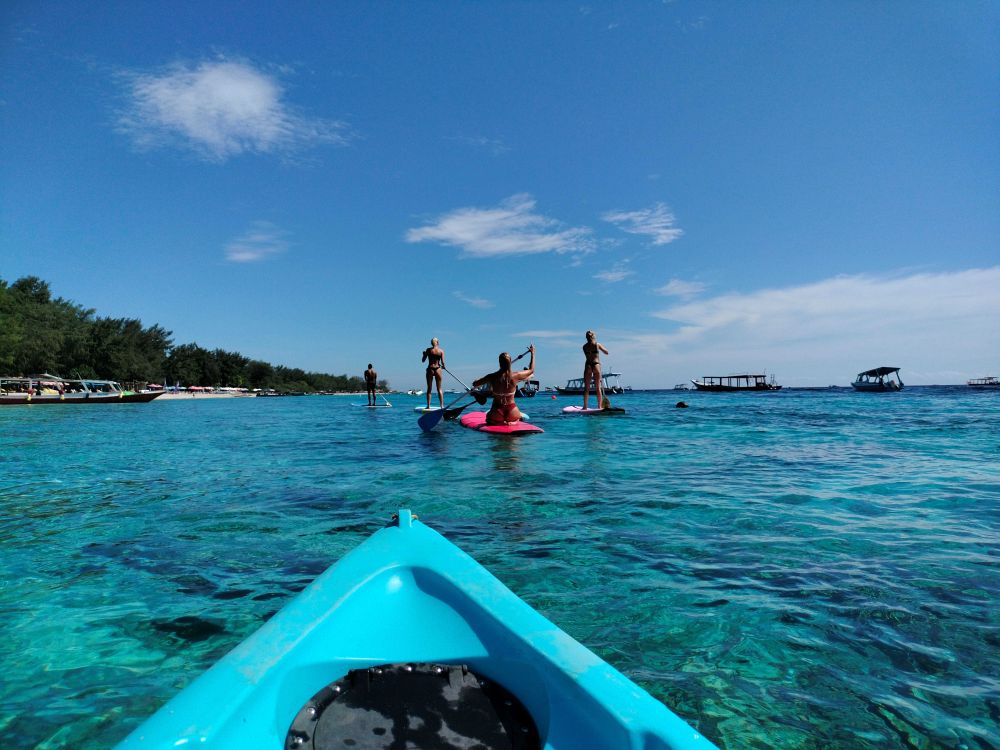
[431,338,439,346]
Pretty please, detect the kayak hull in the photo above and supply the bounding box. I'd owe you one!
[116,510,715,750]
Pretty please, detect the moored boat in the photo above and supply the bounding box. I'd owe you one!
[516,378,540,398]
[691,374,782,391]
[0,375,164,405]
[115,510,717,749]
[851,367,903,392]
[967,375,999,388]
[556,372,631,395]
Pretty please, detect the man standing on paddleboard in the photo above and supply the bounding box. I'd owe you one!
[364,364,378,406]
[582,331,610,410]
[422,338,446,409]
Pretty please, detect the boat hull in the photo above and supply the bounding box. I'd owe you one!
[851,382,902,392]
[115,510,716,750]
[0,391,165,405]
[691,383,781,392]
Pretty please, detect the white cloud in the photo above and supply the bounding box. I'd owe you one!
[656,278,707,298]
[449,134,510,156]
[224,221,289,262]
[602,202,683,246]
[513,330,578,339]
[598,266,1000,386]
[453,291,495,309]
[405,194,595,258]
[118,59,349,161]
[594,263,634,283]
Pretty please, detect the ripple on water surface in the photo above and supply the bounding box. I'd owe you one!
[1,388,998,749]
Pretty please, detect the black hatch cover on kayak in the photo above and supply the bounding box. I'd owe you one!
[286,663,540,750]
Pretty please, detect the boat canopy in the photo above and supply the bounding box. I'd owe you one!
[856,367,900,378]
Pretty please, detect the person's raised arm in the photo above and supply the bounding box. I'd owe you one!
[515,345,536,381]
[599,343,609,356]
[421,348,428,363]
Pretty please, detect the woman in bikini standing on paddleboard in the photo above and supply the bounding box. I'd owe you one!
[422,338,446,410]
[473,345,535,425]
[582,330,610,410]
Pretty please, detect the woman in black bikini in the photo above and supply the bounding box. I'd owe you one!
[582,330,609,410]
[473,345,535,425]
[421,338,445,409]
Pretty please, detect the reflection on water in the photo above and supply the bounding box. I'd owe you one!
[1,389,999,749]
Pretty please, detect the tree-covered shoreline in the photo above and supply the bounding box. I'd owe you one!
[0,276,386,393]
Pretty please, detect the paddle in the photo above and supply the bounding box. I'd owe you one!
[418,388,477,432]
[419,348,531,432]
[442,367,488,406]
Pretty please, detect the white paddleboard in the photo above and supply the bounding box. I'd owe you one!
[353,403,392,408]
[414,406,443,413]
[562,405,626,415]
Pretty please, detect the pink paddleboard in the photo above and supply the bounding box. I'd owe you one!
[459,411,543,435]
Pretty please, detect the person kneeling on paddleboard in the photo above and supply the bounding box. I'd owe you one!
[473,345,535,425]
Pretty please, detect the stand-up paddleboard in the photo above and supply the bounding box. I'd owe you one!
[562,405,626,415]
[353,403,392,408]
[460,411,543,435]
[414,406,443,413]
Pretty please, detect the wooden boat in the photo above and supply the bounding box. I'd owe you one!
[967,376,999,388]
[556,372,631,395]
[691,374,782,391]
[115,510,717,750]
[851,367,903,392]
[0,375,164,405]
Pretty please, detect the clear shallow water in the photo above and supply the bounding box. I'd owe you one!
[1,388,998,749]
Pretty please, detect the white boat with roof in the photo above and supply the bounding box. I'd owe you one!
[556,372,631,395]
[967,375,999,388]
[851,367,903,392]
[0,374,165,405]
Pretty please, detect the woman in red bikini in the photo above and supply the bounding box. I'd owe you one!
[473,345,535,425]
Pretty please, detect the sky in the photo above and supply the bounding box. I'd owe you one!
[1,1,998,389]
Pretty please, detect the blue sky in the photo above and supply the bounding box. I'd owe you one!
[2,1,998,388]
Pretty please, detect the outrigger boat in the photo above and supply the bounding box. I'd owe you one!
[116,510,716,750]
[0,375,164,405]
[556,372,631,395]
[851,367,903,392]
[691,374,782,392]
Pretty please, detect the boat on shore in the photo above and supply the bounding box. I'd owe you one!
[0,375,164,405]
[556,372,631,395]
[967,375,999,388]
[115,510,716,750]
[691,374,782,391]
[851,367,903,392]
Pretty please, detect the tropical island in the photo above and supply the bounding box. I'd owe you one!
[0,276,387,394]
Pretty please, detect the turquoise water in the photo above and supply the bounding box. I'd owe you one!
[1,388,998,749]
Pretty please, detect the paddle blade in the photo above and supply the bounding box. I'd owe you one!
[417,410,445,432]
[444,402,474,421]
